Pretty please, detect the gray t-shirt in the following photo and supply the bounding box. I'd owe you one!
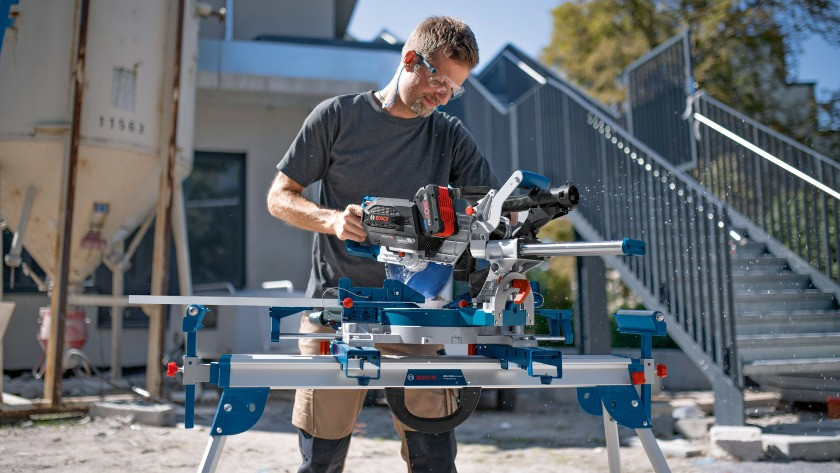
[277,91,500,297]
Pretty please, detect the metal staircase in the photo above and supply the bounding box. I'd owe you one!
[621,33,840,401]
[444,39,840,424]
[731,228,840,383]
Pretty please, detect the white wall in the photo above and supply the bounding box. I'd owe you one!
[193,100,316,291]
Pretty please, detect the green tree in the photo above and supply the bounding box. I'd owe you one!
[541,0,840,140]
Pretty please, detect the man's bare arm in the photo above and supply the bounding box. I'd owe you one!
[266,171,366,242]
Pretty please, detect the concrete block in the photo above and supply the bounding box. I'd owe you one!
[625,437,701,458]
[90,401,175,427]
[658,439,703,458]
[674,417,715,439]
[763,433,840,461]
[710,425,764,461]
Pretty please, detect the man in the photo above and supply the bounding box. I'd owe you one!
[267,16,499,473]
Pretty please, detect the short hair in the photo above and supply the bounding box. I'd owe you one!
[404,16,479,69]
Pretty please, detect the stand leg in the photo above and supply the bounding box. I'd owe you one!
[635,428,671,473]
[197,435,227,473]
[602,404,621,473]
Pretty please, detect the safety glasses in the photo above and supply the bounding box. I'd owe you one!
[415,52,466,100]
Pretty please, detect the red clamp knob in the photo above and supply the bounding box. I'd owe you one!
[458,299,470,308]
[342,297,354,309]
[656,363,668,378]
[631,371,646,385]
[166,361,179,377]
[465,206,475,216]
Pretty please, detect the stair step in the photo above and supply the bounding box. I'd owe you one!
[743,357,840,376]
[735,291,837,312]
[732,273,812,292]
[731,256,788,275]
[731,240,766,257]
[737,332,840,363]
[736,310,840,335]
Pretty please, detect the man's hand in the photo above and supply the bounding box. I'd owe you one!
[268,172,367,241]
[332,204,366,242]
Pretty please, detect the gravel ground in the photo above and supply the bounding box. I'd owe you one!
[2,389,840,472]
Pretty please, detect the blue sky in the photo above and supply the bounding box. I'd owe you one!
[347,0,840,102]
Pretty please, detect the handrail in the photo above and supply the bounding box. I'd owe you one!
[688,89,840,283]
[694,91,840,172]
[691,111,840,200]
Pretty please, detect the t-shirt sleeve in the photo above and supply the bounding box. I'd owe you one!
[448,118,501,189]
[276,99,337,187]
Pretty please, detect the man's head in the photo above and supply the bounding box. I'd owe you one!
[403,16,479,70]
[392,16,479,118]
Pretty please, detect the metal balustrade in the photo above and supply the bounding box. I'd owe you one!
[687,92,840,286]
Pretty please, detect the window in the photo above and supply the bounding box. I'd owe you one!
[184,151,247,289]
[95,151,247,328]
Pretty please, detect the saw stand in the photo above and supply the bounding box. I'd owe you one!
[139,297,673,473]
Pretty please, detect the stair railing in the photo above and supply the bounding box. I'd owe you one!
[686,92,840,288]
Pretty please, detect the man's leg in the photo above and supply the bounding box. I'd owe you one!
[297,428,352,473]
[379,344,459,473]
[293,314,367,473]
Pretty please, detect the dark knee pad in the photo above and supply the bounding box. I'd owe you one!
[298,429,351,473]
[404,430,457,473]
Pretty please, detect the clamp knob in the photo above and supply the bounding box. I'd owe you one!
[631,371,646,385]
[166,361,180,377]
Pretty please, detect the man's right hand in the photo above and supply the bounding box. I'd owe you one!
[332,204,366,242]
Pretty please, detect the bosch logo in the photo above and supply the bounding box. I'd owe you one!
[374,215,389,221]
[407,374,414,381]
[422,201,430,220]
[416,375,436,381]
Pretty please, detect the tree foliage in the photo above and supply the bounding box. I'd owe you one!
[541,0,840,139]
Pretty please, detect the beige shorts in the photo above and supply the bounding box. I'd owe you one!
[291,313,458,459]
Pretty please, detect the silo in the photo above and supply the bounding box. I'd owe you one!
[0,0,198,288]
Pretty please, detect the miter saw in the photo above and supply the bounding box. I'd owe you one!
[131,170,672,473]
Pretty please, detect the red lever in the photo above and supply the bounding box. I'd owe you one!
[656,363,668,378]
[320,340,331,355]
[631,371,646,385]
[511,279,531,304]
[166,361,179,377]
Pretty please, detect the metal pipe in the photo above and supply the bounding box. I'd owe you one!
[274,334,340,340]
[147,0,185,398]
[111,241,124,381]
[531,335,567,342]
[4,186,37,270]
[45,0,90,406]
[123,209,155,263]
[224,0,233,41]
[172,184,193,296]
[20,262,47,291]
[519,240,630,257]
